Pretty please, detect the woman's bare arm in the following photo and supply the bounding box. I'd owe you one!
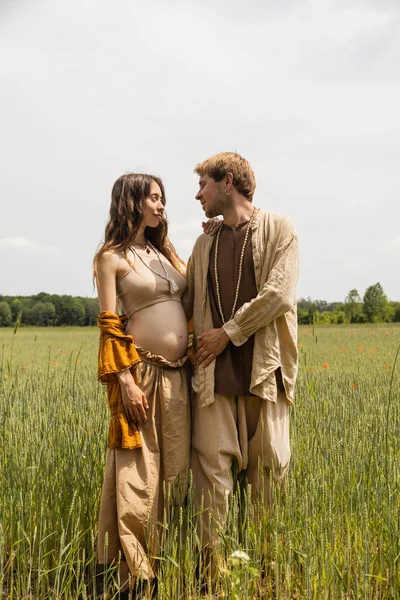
[96,251,149,424]
[202,217,221,235]
[96,251,120,313]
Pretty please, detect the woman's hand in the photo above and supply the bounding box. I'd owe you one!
[202,217,222,235]
[117,370,149,425]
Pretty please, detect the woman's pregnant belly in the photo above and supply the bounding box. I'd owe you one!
[125,300,188,362]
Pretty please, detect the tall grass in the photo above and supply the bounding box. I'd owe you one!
[0,324,399,599]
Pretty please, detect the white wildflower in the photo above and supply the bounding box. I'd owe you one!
[230,550,250,562]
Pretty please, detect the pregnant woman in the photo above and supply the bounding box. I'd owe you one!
[94,173,196,598]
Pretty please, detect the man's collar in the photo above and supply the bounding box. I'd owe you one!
[218,207,260,232]
[249,207,261,230]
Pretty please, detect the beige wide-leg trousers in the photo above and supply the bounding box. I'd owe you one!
[191,376,290,546]
[98,351,191,580]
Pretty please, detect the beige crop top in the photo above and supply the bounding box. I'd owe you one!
[116,250,187,319]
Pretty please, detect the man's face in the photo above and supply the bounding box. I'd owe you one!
[195,175,227,218]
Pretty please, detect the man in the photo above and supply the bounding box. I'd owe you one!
[183,152,299,547]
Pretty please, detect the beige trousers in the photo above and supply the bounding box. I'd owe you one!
[97,353,191,579]
[191,377,290,545]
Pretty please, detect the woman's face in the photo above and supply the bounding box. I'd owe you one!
[141,181,165,228]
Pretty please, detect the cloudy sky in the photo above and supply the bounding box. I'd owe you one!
[1,0,399,302]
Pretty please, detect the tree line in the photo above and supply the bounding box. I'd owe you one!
[0,293,99,327]
[0,283,398,327]
[298,283,400,324]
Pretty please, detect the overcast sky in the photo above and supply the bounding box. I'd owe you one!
[1,0,399,302]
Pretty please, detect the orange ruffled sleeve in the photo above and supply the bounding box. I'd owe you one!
[98,311,141,382]
[97,311,142,450]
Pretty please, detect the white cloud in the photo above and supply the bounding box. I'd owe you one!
[0,0,399,299]
[169,220,203,234]
[342,261,364,272]
[379,236,400,257]
[0,237,58,253]
[175,239,197,256]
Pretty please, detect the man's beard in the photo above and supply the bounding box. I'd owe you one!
[205,194,226,218]
[205,206,221,218]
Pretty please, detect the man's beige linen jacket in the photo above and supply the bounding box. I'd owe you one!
[183,209,299,407]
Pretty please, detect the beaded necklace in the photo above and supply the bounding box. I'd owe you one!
[214,207,258,324]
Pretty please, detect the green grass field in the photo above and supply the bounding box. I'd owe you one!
[0,324,399,599]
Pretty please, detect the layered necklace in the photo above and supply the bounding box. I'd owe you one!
[131,240,151,254]
[131,240,179,294]
[214,207,258,324]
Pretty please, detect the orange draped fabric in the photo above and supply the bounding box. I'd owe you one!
[97,311,142,450]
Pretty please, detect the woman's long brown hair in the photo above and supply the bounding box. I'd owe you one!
[93,173,184,281]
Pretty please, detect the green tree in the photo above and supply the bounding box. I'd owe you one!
[29,302,55,326]
[315,311,334,324]
[298,297,317,323]
[55,296,76,325]
[0,301,12,326]
[363,283,390,322]
[10,298,26,321]
[297,298,313,324]
[332,309,347,324]
[344,289,364,323]
[297,308,311,324]
[30,302,46,326]
[42,302,56,325]
[314,300,328,312]
[390,301,400,322]
[69,299,86,326]
[85,298,99,325]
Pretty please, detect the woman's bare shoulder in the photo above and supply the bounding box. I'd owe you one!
[96,249,124,273]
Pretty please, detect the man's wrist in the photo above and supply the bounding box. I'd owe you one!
[219,328,230,344]
[222,320,248,347]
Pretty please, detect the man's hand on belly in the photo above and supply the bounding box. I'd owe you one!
[196,328,230,368]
